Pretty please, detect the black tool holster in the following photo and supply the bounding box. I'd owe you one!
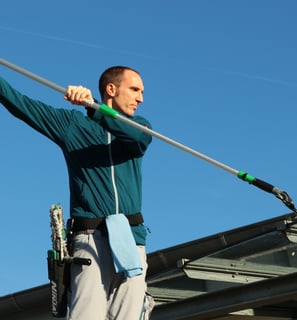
[47,251,70,318]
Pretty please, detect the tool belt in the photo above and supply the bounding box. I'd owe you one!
[70,212,144,233]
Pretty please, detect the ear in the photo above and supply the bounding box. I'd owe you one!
[106,83,117,97]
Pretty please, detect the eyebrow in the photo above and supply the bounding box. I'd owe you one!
[131,86,144,93]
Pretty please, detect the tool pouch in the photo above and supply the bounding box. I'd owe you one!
[47,250,70,318]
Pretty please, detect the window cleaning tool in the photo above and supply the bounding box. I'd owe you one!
[0,57,296,213]
[48,204,91,317]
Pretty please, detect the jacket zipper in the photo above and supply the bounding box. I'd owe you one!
[108,132,119,214]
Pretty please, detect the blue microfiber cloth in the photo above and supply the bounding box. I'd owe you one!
[105,213,143,278]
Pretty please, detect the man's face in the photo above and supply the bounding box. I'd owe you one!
[111,70,144,117]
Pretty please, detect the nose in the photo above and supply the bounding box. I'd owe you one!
[136,92,143,103]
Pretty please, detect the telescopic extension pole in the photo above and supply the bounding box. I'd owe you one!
[0,57,296,213]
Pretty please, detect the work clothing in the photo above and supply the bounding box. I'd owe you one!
[0,77,152,245]
[69,229,151,320]
[0,77,153,319]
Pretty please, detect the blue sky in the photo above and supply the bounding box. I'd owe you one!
[0,0,297,296]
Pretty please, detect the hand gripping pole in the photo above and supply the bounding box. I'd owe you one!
[1,57,296,213]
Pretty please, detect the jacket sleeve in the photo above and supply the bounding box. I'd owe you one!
[92,109,152,155]
[0,77,72,146]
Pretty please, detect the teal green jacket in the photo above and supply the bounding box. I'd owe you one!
[0,77,152,245]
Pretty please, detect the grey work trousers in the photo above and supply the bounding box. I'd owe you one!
[67,229,152,320]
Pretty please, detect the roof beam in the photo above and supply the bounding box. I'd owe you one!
[151,271,297,320]
[181,257,297,284]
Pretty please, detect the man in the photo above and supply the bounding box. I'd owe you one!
[0,66,154,319]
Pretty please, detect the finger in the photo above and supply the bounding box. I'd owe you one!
[64,86,93,105]
[66,86,82,102]
[74,86,90,101]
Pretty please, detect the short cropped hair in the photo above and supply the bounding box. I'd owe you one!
[98,66,140,100]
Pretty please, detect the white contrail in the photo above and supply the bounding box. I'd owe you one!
[1,25,296,87]
[0,26,120,50]
[0,26,160,60]
[204,66,297,87]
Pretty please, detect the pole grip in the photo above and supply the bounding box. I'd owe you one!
[238,171,274,193]
[251,178,274,193]
[84,100,118,119]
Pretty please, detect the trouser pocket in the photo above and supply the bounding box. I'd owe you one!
[140,292,155,320]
